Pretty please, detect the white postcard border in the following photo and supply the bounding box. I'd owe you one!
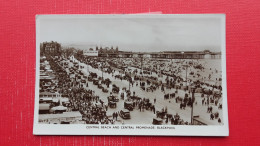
[33,14,229,136]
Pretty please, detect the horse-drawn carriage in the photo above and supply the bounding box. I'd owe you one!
[130,95,141,101]
[142,98,152,110]
[115,75,122,80]
[164,94,170,100]
[112,84,120,93]
[124,101,134,111]
[203,88,212,95]
[79,70,84,76]
[101,78,111,85]
[123,74,131,80]
[119,109,131,119]
[87,76,93,81]
[108,101,117,108]
[170,93,175,98]
[102,88,108,93]
[93,79,99,85]
[81,79,86,83]
[89,72,97,78]
[146,80,151,85]
[218,104,222,109]
[97,83,104,89]
[120,93,125,100]
[175,96,183,103]
[105,67,112,74]
[146,85,156,92]
[194,64,204,70]
[152,118,163,125]
[213,91,222,98]
[180,102,186,109]
[156,111,167,119]
[107,95,119,102]
[186,98,194,107]
[134,76,140,81]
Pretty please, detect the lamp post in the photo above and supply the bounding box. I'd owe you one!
[85,56,89,75]
[140,55,143,73]
[182,65,188,87]
[129,77,132,91]
[129,79,131,91]
[191,87,196,125]
[102,66,103,80]
[101,61,104,80]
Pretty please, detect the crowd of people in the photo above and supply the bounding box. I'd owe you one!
[41,55,117,124]
[74,54,223,125]
[39,50,223,125]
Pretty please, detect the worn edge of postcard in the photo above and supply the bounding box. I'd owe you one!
[33,14,229,136]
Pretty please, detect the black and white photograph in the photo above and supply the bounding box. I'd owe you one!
[34,14,228,136]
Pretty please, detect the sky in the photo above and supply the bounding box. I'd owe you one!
[38,15,224,52]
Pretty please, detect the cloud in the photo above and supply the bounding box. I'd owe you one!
[39,15,223,52]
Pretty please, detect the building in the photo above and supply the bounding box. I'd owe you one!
[98,46,119,57]
[100,50,221,59]
[150,50,221,59]
[40,41,61,55]
[83,48,99,56]
[85,46,221,59]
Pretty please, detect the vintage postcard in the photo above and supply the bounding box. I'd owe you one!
[34,14,228,136]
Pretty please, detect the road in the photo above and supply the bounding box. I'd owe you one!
[60,56,223,125]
